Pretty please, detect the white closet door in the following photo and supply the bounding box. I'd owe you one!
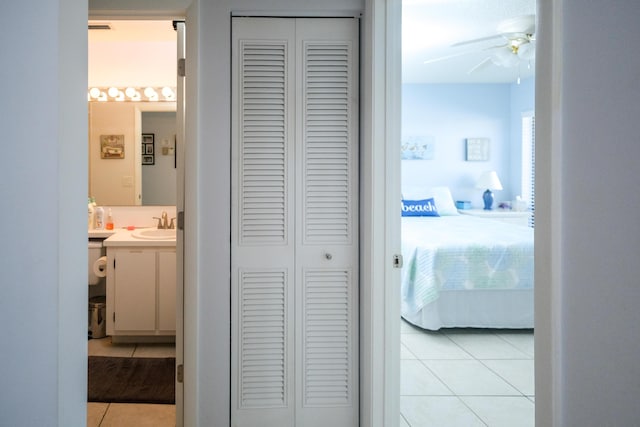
[232,17,358,427]
[232,18,296,427]
[295,19,359,427]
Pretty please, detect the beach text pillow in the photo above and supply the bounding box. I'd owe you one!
[401,198,440,217]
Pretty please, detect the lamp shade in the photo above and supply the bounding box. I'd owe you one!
[476,171,503,191]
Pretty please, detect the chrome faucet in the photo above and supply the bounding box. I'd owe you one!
[152,211,175,229]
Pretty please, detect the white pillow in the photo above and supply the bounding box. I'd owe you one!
[402,186,459,215]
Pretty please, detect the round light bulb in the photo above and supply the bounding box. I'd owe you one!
[125,87,136,98]
[89,87,101,99]
[144,87,156,98]
[107,87,119,98]
[162,87,174,99]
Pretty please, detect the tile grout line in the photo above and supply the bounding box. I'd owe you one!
[98,403,110,427]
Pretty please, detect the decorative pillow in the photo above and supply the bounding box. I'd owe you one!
[402,186,459,216]
[401,198,440,217]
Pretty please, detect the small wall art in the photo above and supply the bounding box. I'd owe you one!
[142,133,155,165]
[100,134,125,159]
[465,137,490,161]
[401,135,435,160]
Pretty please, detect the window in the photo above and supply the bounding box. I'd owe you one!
[522,112,535,227]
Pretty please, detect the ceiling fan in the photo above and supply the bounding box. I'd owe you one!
[424,14,536,76]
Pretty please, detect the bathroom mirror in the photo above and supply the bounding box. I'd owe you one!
[88,20,177,206]
[88,101,177,206]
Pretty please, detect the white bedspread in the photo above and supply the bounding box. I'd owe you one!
[401,215,534,315]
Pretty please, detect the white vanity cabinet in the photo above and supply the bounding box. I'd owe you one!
[104,239,176,340]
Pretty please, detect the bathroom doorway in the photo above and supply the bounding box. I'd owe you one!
[87,18,185,427]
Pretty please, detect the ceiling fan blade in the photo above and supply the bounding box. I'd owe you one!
[423,49,479,65]
[451,33,505,48]
[424,43,506,66]
[467,57,493,75]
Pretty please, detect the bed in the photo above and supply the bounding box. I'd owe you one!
[401,205,534,331]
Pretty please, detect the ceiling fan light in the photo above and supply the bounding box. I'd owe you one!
[492,48,519,68]
[518,43,535,61]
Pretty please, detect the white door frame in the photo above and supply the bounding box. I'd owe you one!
[87,10,187,427]
[360,0,402,426]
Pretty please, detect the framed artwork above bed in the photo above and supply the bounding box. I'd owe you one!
[401,135,435,160]
[465,137,490,161]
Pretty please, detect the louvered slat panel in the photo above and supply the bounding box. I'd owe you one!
[240,43,288,243]
[303,270,352,406]
[529,116,536,228]
[303,43,352,242]
[240,270,288,408]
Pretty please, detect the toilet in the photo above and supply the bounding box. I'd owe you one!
[88,240,106,338]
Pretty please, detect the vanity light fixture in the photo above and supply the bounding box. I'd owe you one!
[87,86,177,102]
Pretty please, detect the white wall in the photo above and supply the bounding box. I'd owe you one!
[552,0,640,424]
[0,0,87,426]
[401,80,534,209]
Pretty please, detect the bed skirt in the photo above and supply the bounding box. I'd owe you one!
[401,288,534,331]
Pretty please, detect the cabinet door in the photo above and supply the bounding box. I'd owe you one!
[114,250,156,332]
[158,250,176,332]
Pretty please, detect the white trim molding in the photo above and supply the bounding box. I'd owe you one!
[361,0,402,426]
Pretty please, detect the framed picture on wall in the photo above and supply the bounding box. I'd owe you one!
[142,133,154,165]
[465,138,490,161]
[100,134,125,159]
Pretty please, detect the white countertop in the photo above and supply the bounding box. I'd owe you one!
[102,228,177,247]
[88,229,117,239]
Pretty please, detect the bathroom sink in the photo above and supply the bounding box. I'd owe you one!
[132,228,176,240]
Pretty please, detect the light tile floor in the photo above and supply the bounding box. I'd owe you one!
[400,319,534,427]
[87,337,176,427]
[89,323,534,427]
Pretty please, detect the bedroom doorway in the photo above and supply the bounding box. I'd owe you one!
[399,1,536,425]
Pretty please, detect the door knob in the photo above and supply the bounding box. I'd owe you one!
[325,253,333,260]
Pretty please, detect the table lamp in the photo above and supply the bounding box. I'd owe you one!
[476,171,503,210]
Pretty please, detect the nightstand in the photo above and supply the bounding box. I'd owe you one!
[458,209,530,227]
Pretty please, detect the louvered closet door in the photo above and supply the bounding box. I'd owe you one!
[232,17,359,427]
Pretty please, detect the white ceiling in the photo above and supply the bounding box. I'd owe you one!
[402,0,536,84]
[88,20,177,88]
[88,1,537,88]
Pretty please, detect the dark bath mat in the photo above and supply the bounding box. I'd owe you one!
[88,356,175,404]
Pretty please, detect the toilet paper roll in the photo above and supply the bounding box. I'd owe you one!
[92,256,107,278]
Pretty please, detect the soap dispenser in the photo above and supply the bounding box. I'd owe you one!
[95,206,105,230]
[106,208,114,230]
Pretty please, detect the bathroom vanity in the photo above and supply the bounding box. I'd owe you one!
[103,228,176,342]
